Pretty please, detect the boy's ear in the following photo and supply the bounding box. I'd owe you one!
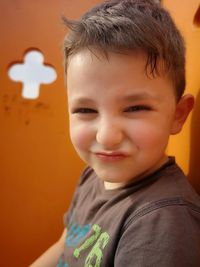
[171,94,195,135]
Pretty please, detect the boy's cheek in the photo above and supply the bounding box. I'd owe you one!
[69,124,92,151]
[130,124,170,149]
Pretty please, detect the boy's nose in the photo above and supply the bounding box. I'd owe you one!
[96,118,123,149]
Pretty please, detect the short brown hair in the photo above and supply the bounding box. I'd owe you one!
[63,0,185,100]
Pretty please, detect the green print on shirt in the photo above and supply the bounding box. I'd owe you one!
[84,232,110,267]
[73,224,110,267]
[74,224,101,258]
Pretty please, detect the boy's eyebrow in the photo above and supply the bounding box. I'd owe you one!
[69,93,158,105]
[68,97,96,106]
[121,92,157,102]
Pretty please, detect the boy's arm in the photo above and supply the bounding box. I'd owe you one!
[29,228,67,267]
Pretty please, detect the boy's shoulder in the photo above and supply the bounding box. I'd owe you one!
[122,157,200,229]
[115,165,200,267]
[144,157,200,206]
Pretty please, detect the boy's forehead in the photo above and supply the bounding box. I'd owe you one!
[67,48,150,82]
[67,47,169,83]
[68,48,169,80]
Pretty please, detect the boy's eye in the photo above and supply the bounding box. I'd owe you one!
[124,105,151,112]
[71,108,98,114]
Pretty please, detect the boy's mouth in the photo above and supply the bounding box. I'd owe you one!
[94,151,128,162]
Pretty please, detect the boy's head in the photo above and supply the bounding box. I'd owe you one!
[63,0,194,189]
[63,0,185,100]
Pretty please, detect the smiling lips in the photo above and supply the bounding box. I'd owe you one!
[94,151,128,162]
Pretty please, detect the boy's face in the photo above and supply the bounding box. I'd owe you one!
[67,49,181,189]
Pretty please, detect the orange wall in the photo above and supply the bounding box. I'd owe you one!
[0,1,199,266]
[166,0,200,192]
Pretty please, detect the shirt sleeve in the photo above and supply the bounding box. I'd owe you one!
[114,204,200,267]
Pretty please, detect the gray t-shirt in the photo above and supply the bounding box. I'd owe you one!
[57,158,200,267]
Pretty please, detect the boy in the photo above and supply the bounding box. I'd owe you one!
[30,0,200,266]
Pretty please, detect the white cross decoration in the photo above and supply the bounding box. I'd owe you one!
[8,50,57,99]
